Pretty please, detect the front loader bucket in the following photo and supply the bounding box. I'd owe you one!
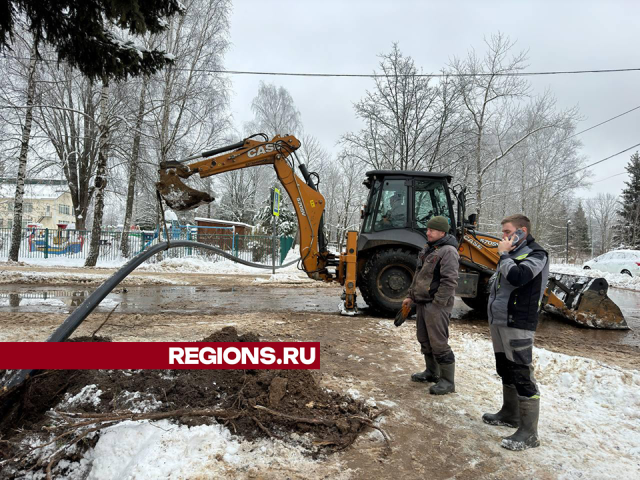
[156,162,214,211]
[543,273,628,330]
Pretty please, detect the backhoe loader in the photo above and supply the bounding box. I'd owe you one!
[157,133,627,330]
[1,133,629,392]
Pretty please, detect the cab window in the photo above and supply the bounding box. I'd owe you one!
[414,179,451,230]
[373,180,407,231]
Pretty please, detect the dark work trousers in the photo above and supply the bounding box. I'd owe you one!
[416,297,455,364]
[489,323,539,398]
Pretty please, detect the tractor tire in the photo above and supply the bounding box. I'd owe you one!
[359,248,417,316]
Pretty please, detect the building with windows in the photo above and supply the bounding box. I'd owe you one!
[0,178,75,230]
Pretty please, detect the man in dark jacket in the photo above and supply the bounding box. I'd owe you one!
[403,215,459,395]
[484,214,549,451]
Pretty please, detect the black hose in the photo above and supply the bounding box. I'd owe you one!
[2,240,301,390]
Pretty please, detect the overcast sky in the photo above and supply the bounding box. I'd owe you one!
[226,0,639,200]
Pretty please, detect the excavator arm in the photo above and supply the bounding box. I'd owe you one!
[156,134,359,312]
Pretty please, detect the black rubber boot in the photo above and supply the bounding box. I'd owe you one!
[411,354,440,383]
[429,362,455,395]
[482,385,520,428]
[501,397,540,451]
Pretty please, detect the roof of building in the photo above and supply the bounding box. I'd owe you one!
[0,181,69,200]
[194,217,254,228]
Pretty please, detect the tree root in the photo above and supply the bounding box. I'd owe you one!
[4,401,391,477]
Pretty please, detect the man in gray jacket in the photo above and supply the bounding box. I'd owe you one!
[484,214,549,451]
[402,215,459,395]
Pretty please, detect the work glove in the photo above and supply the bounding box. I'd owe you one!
[394,302,413,327]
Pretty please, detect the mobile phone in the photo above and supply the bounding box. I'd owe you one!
[511,229,525,245]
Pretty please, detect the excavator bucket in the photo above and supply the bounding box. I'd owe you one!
[543,273,628,330]
[156,161,213,211]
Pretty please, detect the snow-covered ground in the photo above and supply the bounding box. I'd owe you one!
[454,334,640,479]
[550,263,640,291]
[13,332,639,479]
[137,250,311,284]
[14,257,129,269]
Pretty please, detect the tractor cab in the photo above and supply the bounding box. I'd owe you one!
[356,171,456,314]
[360,171,455,249]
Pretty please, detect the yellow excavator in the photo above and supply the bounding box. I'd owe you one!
[157,133,627,330]
[1,133,628,392]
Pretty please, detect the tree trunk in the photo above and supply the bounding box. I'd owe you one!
[120,76,149,258]
[85,79,110,267]
[8,39,38,262]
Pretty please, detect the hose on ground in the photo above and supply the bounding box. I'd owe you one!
[2,240,301,390]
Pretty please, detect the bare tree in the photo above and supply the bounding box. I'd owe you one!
[8,33,38,261]
[36,64,101,230]
[449,33,569,224]
[249,81,301,137]
[150,0,231,165]
[217,82,304,223]
[120,75,149,257]
[342,44,462,173]
[85,80,111,267]
[586,193,619,255]
[332,148,367,250]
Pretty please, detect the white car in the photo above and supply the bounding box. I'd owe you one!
[583,249,640,276]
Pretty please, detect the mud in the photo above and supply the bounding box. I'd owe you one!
[2,282,639,351]
[0,267,639,478]
[0,327,378,478]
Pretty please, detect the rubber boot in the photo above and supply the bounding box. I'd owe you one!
[482,385,520,428]
[429,362,455,395]
[411,354,440,383]
[501,397,540,451]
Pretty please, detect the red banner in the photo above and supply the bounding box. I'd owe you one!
[0,342,320,369]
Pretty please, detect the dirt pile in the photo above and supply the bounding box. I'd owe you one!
[0,327,383,477]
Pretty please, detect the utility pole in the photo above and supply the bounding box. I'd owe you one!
[566,220,571,264]
[271,187,280,275]
[589,216,594,258]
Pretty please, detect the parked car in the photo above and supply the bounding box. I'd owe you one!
[583,249,640,276]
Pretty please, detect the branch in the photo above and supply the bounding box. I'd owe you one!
[481,123,557,176]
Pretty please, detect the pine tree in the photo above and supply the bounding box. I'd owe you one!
[571,201,591,262]
[617,152,640,248]
[0,0,183,81]
[254,203,297,237]
[547,201,570,261]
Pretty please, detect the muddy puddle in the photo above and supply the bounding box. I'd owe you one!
[1,284,639,349]
[0,284,366,315]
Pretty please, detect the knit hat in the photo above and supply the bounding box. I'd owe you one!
[426,215,450,232]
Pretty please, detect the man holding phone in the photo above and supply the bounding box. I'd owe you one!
[484,214,549,451]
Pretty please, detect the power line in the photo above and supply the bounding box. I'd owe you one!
[551,143,640,183]
[178,67,640,78]
[592,172,627,183]
[569,105,640,138]
[2,54,640,78]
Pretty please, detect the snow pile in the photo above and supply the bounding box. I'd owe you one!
[550,263,640,291]
[453,334,640,478]
[114,391,164,413]
[66,420,349,479]
[137,249,303,277]
[137,256,261,274]
[61,385,103,408]
[17,257,128,268]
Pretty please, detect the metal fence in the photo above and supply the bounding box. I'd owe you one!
[0,227,295,266]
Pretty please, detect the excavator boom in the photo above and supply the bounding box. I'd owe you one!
[156,134,359,312]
